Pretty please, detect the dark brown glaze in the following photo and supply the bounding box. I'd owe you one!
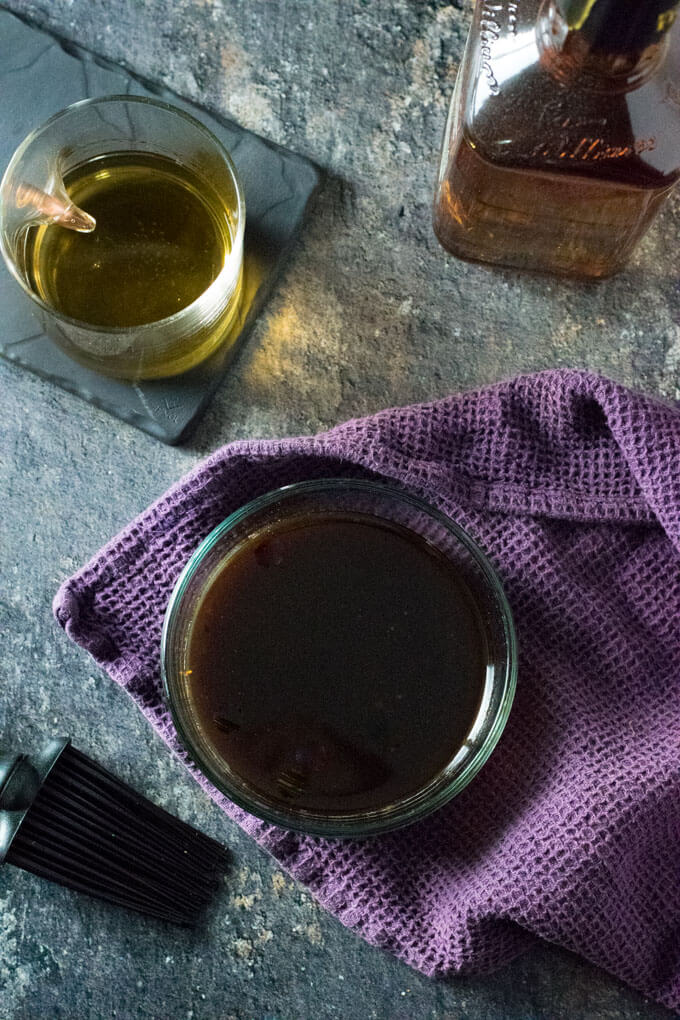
[186,514,487,814]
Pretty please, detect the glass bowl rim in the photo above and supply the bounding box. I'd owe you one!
[161,477,518,838]
[0,93,246,335]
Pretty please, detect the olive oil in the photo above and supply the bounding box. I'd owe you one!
[22,151,243,378]
[27,152,233,326]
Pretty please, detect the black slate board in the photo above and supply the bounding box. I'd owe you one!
[0,9,321,443]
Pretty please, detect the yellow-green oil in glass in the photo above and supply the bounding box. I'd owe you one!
[24,152,242,377]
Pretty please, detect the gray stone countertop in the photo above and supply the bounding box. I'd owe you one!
[0,1,678,1018]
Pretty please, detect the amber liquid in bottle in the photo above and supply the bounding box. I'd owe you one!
[433,0,680,277]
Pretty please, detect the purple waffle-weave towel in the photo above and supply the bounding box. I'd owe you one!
[54,369,680,1010]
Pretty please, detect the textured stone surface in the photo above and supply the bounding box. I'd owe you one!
[0,1,678,1018]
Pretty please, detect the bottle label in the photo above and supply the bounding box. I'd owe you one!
[477,0,520,95]
[479,1,503,95]
[531,134,657,162]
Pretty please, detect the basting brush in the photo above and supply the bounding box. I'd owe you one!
[0,737,228,925]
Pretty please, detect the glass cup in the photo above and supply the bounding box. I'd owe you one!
[0,96,245,380]
[161,479,518,838]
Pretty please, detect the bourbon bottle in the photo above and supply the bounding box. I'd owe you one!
[433,0,680,277]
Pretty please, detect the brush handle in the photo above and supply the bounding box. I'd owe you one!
[0,737,69,864]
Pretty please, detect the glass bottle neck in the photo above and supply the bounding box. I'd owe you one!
[538,0,675,90]
[559,0,679,52]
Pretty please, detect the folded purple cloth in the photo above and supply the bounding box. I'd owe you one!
[54,370,680,1011]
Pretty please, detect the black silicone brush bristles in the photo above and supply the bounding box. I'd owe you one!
[6,744,229,925]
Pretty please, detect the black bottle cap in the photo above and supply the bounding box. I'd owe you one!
[560,0,680,51]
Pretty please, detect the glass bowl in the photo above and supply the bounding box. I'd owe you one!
[161,478,517,838]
